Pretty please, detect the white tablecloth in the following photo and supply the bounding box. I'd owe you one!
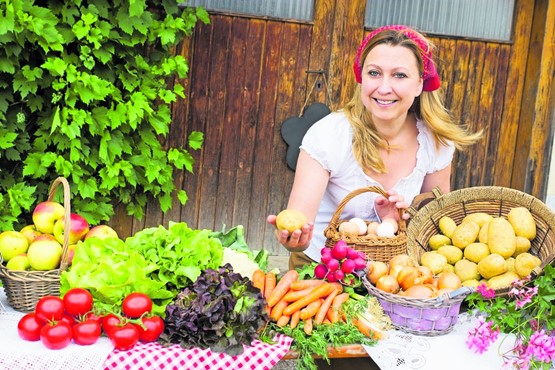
[363,312,517,370]
[0,289,114,370]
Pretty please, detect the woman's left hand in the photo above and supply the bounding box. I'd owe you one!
[374,190,410,221]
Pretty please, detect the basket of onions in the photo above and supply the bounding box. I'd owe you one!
[363,254,473,336]
[323,186,407,263]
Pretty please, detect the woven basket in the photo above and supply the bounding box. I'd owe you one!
[406,186,555,296]
[0,177,72,312]
[363,276,472,336]
[323,186,407,262]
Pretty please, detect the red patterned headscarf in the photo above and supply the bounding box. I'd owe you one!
[353,25,440,92]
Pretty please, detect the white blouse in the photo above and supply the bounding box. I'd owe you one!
[299,111,455,262]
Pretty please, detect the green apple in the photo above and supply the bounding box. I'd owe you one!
[53,213,90,244]
[6,253,31,270]
[0,230,29,262]
[27,239,63,270]
[20,224,42,245]
[84,225,119,240]
[32,201,65,234]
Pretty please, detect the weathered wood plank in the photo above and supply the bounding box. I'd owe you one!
[495,0,535,187]
[179,19,213,229]
[196,16,232,230]
[231,20,265,243]
[520,0,555,197]
[250,22,285,254]
[213,17,249,231]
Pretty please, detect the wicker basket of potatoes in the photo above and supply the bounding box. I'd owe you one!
[405,186,555,297]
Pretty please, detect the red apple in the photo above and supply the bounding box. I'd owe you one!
[66,244,77,265]
[32,201,65,234]
[53,213,90,245]
[20,225,42,245]
[27,239,63,270]
[0,231,29,262]
[84,225,119,240]
[34,234,57,242]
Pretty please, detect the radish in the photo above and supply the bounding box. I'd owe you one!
[331,241,347,260]
[314,263,328,279]
[341,259,356,274]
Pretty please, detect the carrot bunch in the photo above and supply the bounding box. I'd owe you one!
[252,269,350,334]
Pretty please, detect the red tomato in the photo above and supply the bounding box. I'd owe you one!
[109,323,140,351]
[72,319,102,346]
[136,315,164,343]
[84,312,104,325]
[122,293,152,318]
[40,321,73,350]
[17,313,45,341]
[35,296,65,322]
[101,313,122,336]
[62,288,94,317]
[60,313,77,327]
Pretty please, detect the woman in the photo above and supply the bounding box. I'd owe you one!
[268,25,482,270]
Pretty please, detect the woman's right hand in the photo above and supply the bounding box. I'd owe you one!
[267,215,314,252]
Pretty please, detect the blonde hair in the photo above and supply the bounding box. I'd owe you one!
[344,29,482,173]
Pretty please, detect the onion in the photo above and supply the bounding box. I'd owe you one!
[437,272,462,291]
[389,254,414,269]
[376,275,400,294]
[396,266,419,291]
[402,284,436,299]
[367,261,388,284]
[415,266,434,285]
[388,264,405,280]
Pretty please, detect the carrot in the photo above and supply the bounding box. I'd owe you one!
[303,318,313,335]
[322,317,331,324]
[300,298,323,321]
[267,270,299,307]
[327,292,350,323]
[269,299,289,322]
[329,282,344,293]
[264,271,276,302]
[290,279,325,291]
[282,282,333,316]
[314,288,340,325]
[282,287,315,302]
[290,310,301,329]
[276,314,290,328]
[252,269,266,295]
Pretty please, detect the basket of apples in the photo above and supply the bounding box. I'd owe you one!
[0,177,92,312]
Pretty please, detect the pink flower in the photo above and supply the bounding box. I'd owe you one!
[477,283,496,299]
[509,285,538,309]
[524,330,555,363]
[467,317,500,354]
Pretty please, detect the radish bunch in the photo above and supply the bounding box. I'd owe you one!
[314,240,367,285]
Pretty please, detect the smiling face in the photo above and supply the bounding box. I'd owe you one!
[360,44,423,125]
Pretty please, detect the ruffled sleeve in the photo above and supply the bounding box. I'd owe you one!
[300,112,353,174]
[415,120,455,173]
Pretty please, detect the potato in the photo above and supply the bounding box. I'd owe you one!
[451,221,480,249]
[508,207,536,240]
[486,271,520,290]
[477,253,507,279]
[438,216,457,238]
[428,234,452,250]
[478,221,490,243]
[487,217,516,258]
[462,212,493,227]
[514,252,541,278]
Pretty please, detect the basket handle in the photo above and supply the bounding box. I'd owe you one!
[328,186,407,232]
[406,187,443,218]
[47,177,71,274]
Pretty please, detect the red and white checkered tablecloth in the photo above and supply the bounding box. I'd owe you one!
[103,334,293,370]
